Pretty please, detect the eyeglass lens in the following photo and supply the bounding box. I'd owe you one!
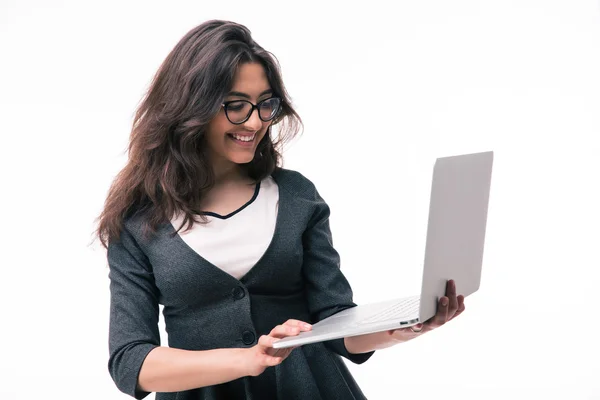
[225,98,280,123]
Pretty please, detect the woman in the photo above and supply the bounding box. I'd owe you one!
[96,20,465,400]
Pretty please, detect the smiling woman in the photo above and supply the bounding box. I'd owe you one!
[96,20,300,243]
[204,63,279,168]
[94,19,462,400]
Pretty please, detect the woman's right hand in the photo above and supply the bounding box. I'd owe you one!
[244,319,312,377]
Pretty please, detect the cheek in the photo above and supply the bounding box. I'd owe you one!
[206,115,233,140]
[259,122,272,138]
[214,113,234,133]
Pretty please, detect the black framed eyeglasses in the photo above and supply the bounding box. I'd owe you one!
[221,97,282,125]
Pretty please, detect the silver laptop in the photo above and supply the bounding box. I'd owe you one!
[273,151,494,349]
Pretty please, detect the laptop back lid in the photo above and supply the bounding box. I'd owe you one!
[418,151,494,322]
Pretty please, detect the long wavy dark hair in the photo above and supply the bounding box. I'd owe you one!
[96,20,302,248]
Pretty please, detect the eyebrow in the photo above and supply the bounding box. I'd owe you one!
[226,89,273,99]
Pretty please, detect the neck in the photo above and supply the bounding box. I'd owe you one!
[211,160,246,185]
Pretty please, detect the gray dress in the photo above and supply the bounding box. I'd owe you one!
[107,168,375,399]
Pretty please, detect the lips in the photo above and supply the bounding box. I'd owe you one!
[229,133,256,142]
[227,132,257,146]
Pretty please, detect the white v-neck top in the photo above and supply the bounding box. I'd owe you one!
[170,176,279,280]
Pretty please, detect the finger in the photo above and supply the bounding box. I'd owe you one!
[446,280,459,318]
[284,319,313,330]
[450,295,466,320]
[258,334,275,348]
[268,347,281,357]
[263,354,284,367]
[267,347,291,358]
[433,296,449,326]
[410,323,425,334]
[270,324,301,338]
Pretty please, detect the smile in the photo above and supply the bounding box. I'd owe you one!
[230,133,255,142]
[227,133,257,147]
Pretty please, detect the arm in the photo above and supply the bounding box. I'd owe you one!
[344,280,466,354]
[344,331,407,354]
[138,347,248,392]
[139,319,311,392]
[108,226,307,397]
[107,225,161,399]
[298,179,466,356]
[300,183,374,364]
[108,227,249,397]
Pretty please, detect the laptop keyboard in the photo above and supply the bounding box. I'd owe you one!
[357,297,420,325]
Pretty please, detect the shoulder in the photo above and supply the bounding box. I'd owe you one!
[119,207,165,247]
[271,168,332,223]
[271,167,320,200]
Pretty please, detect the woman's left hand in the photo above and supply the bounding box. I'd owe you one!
[388,279,465,341]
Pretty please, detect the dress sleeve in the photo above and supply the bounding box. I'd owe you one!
[301,186,375,364]
[107,225,161,399]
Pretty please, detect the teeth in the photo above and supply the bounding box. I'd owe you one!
[232,134,254,142]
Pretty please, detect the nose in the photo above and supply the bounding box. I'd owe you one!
[243,107,263,131]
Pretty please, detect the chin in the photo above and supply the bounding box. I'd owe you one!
[228,153,257,165]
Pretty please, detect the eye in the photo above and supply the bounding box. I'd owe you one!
[226,101,246,112]
[260,98,279,110]
[259,102,272,111]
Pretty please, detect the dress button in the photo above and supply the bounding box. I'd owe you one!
[242,331,255,345]
[232,286,245,300]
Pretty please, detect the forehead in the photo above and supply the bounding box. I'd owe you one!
[230,62,270,95]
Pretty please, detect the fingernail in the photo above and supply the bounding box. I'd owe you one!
[442,298,449,306]
[304,323,312,329]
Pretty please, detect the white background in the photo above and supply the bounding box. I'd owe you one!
[1,0,599,399]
